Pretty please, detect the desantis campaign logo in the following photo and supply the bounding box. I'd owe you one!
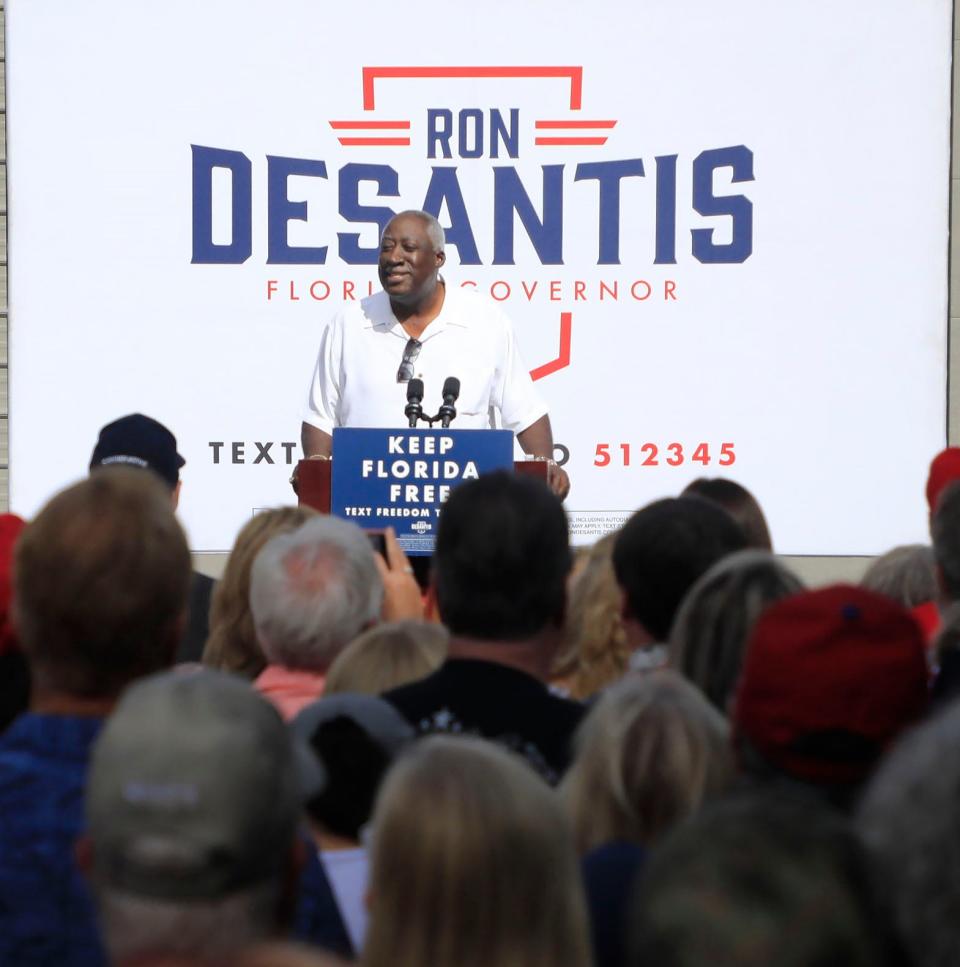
[191,63,754,268]
[190,64,755,378]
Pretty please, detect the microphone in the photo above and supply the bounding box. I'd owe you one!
[438,377,460,428]
[405,378,424,428]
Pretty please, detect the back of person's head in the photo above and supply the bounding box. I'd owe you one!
[552,531,629,699]
[89,413,185,493]
[291,693,414,841]
[630,792,896,967]
[681,477,772,550]
[562,671,732,853]
[861,544,938,608]
[204,507,319,679]
[362,735,591,967]
[323,620,447,696]
[613,497,747,643]
[733,584,929,806]
[14,469,190,699]
[931,483,960,603]
[85,669,304,963]
[250,516,383,672]
[931,605,960,706]
[433,471,571,641]
[669,550,804,713]
[858,700,960,967]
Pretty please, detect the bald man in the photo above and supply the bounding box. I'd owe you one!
[301,210,569,499]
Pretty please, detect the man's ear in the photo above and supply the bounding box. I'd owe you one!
[435,248,446,269]
[171,480,182,511]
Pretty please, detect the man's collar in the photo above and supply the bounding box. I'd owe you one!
[371,278,470,335]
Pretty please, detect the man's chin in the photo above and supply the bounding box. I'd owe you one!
[383,281,417,302]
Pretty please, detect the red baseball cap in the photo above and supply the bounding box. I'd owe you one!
[733,585,929,786]
[926,447,960,513]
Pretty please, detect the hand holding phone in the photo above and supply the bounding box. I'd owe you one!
[371,527,424,621]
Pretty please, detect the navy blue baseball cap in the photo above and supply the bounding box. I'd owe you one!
[89,413,185,490]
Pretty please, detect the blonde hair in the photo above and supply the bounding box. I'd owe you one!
[203,507,318,679]
[552,532,629,699]
[668,549,803,713]
[324,620,448,695]
[362,736,592,967]
[562,671,732,853]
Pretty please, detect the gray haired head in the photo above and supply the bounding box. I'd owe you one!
[250,515,383,671]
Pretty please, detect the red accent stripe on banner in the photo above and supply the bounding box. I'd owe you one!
[530,312,573,381]
[535,119,617,129]
[535,136,607,146]
[329,120,411,129]
[337,137,411,146]
[362,66,583,110]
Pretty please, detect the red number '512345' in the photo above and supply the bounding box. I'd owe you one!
[593,443,735,467]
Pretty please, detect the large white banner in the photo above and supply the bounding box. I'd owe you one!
[6,0,952,554]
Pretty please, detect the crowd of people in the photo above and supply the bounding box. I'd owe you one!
[1,411,959,966]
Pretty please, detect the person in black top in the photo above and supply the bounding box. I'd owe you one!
[384,471,583,784]
[89,413,213,663]
[612,496,747,667]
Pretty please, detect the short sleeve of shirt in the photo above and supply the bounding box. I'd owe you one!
[489,304,548,433]
[302,313,345,434]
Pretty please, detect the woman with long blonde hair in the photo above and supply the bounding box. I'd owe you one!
[562,671,732,854]
[362,736,592,967]
[668,549,803,713]
[551,532,629,699]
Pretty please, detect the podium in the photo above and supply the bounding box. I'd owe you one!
[296,427,548,556]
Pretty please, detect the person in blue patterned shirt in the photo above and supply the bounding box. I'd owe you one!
[0,468,191,966]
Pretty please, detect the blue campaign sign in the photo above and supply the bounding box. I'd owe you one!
[330,427,515,555]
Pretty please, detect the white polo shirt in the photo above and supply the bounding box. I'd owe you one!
[302,284,548,434]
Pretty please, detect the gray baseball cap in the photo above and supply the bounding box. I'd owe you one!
[86,669,313,901]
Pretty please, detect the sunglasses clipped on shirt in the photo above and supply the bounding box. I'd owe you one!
[396,337,422,383]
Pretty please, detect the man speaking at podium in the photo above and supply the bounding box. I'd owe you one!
[300,210,570,499]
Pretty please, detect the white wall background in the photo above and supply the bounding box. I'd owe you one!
[0,3,960,580]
